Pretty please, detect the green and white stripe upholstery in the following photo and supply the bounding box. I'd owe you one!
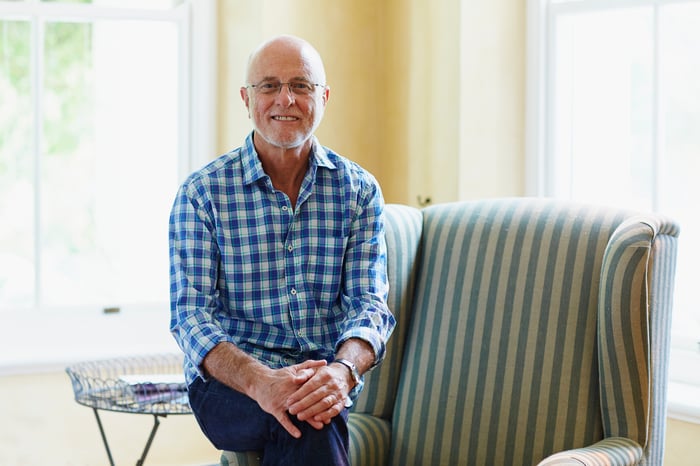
[352,203,423,418]
[220,450,260,466]
[390,199,677,466]
[596,216,678,466]
[347,204,422,466]
[538,437,644,465]
[220,199,678,466]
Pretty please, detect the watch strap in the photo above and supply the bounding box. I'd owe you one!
[334,358,361,386]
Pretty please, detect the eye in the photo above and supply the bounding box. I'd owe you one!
[290,82,314,93]
[258,82,280,93]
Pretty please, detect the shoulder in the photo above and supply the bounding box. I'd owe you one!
[180,149,242,196]
[316,145,381,193]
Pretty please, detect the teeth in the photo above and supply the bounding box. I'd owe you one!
[273,116,297,121]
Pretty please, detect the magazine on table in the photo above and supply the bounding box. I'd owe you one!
[118,373,188,404]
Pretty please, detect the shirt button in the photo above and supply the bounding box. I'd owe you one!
[281,205,288,211]
[290,288,297,295]
[287,244,293,252]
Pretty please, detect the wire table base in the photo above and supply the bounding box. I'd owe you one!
[66,354,192,466]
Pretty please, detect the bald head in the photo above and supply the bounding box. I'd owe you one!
[245,35,327,87]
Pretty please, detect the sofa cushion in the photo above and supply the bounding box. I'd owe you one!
[348,413,392,466]
[351,204,422,419]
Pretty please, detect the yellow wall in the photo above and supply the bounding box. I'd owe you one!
[216,0,524,206]
[666,418,700,465]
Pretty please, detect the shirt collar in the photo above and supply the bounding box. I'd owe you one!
[240,132,337,186]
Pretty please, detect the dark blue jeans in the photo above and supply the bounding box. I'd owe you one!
[188,377,350,466]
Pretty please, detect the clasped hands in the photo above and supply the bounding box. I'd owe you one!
[251,359,353,439]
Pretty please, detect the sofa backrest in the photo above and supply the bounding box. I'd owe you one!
[389,199,678,465]
[352,203,423,419]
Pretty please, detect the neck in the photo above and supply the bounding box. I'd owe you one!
[254,136,312,209]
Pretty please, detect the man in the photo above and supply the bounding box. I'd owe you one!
[169,35,395,465]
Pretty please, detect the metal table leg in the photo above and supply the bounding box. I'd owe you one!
[136,414,164,466]
[93,408,115,466]
[92,408,167,466]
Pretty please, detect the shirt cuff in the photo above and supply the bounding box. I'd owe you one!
[336,327,387,369]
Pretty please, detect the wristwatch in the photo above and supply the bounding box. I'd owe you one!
[334,358,361,386]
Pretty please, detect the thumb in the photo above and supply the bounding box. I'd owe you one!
[294,368,316,383]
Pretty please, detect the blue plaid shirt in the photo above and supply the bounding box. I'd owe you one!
[169,133,395,395]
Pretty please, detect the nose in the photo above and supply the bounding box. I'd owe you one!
[275,83,295,106]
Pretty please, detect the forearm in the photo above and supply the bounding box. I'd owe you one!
[201,341,269,397]
[203,341,327,439]
[334,337,375,380]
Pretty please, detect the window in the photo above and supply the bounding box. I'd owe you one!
[528,0,700,418]
[0,0,213,315]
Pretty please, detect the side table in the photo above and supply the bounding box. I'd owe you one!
[66,353,192,466]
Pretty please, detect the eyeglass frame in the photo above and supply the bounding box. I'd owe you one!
[245,80,326,96]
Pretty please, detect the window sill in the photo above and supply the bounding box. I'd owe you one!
[0,308,180,376]
[667,347,700,424]
[668,381,700,424]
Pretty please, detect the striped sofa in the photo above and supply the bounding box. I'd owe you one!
[221,198,679,466]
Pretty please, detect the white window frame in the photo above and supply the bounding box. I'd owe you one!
[0,0,216,374]
[526,0,700,423]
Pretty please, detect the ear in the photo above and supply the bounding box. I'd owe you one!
[240,87,251,116]
[321,86,330,106]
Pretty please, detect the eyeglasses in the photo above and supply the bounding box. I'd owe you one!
[247,80,325,96]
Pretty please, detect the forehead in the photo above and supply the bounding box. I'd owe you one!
[247,39,325,83]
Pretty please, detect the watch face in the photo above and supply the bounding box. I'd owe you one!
[337,359,360,384]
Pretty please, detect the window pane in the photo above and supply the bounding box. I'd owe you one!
[40,19,180,310]
[41,21,96,308]
[552,8,654,211]
[0,20,34,308]
[659,3,700,343]
[40,0,185,8]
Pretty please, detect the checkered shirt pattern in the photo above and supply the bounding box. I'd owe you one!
[169,133,395,396]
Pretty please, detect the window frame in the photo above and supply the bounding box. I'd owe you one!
[0,0,216,373]
[526,0,700,423]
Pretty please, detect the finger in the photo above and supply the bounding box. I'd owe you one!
[293,359,327,370]
[292,368,316,384]
[311,399,346,425]
[305,418,325,430]
[289,360,327,384]
[276,412,302,439]
[286,383,324,414]
[294,392,339,421]
[287,372,326,408]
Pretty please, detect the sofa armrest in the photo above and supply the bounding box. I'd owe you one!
[348,413,391,466]
[537,437,643,466]
[220,449,261,466]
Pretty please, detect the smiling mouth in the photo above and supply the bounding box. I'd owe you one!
[272,116,299,121]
